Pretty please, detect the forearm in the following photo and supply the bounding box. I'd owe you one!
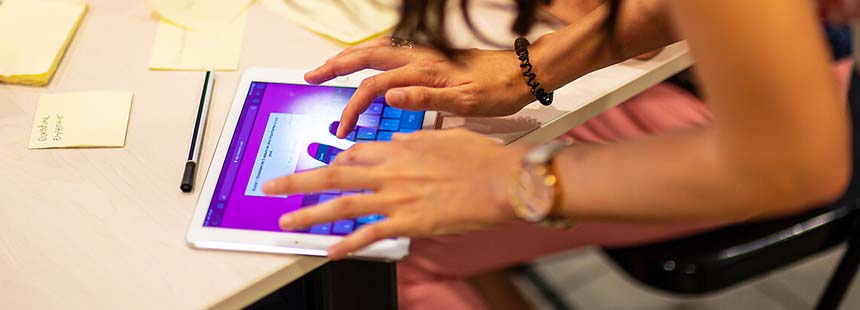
[530,0,678,91]
[546,0,850,222]
[551,125,846,222]
[551,129,768,222]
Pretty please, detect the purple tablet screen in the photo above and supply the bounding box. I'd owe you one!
[203,82,425,236]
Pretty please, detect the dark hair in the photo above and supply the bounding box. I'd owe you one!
[394,0,622,57]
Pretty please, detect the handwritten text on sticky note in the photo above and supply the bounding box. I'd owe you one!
[28,91,133,149]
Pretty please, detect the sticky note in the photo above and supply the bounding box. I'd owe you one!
[148,0,252,30]
[0,0,87,86]
[28,91,133,149]
[260,0,399,45]
[148,13,246,71]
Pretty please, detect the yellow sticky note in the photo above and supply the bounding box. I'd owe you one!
[148,13,246,71]
[28,91,133,149]
[260,0,399,45]
[149,0,252,30]
[0,0,87,86]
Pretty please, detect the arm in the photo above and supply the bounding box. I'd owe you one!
[532,0,679,91]
[551,0,850,221]
[263,0,851,258]
[306,0,679,138]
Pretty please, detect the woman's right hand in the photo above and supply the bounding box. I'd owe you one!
[305,37,540,138]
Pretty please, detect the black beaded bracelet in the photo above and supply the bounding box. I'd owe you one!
[514,37,554,106]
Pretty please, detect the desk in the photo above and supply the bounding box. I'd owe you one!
[0,1,690,309]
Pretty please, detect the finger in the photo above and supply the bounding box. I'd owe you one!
[333,37,390,57]
[330,142,394,166]
[305,47,412,84]
[279,194,395,230]
[391,131,419,142]
[391,128,480,148]
[385,84,476,114]
[391,128,443,143]
[328,220,406,259]
[315,39,388,72]
[262,166,378,195]
[336,68,437,137]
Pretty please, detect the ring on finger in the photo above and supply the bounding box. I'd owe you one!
[390,36,414,49]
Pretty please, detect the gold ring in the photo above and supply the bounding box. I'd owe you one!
[390,37,414,48]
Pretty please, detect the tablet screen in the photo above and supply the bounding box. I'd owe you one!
[203,81,426,236]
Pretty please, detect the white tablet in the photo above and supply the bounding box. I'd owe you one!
[186,67,438,261]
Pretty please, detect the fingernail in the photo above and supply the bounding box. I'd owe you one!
[387,90,405,106]
[279,215,293,228]
[327,246,343,259]
[262,181,276,194]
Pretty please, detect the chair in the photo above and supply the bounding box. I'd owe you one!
[521,68,860,310]
[603,202,860,309]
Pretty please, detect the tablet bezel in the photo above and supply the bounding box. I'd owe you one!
[186,67,438,261]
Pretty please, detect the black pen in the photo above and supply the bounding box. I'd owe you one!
[181,70,214,193]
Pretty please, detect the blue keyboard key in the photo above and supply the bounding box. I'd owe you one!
[329,148,342,162]
[356,127,377,140]
[332,220,356,234]
[318,194,339,204]
[382,106,402,119]
[400,111,424,129]
[357,214,384,224]
[399,128,418,134]
[376,131,394,141]
[345,131,356,141]
[373,96,387,104]
[309,223,332,235]
[357,114,381,128]
[313,144,330,163]
[366,103,384,115]
[379,119,400,131]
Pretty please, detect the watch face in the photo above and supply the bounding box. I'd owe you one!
[515,164,555,222]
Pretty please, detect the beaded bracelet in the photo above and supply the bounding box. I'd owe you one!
[514,37,554,106]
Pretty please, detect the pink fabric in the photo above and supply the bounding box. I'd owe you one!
[398,60,855,310]
[820,0,860,24]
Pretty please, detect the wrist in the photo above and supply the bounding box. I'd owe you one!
[492,144,531,221]
[528,10,627,91]
[527,33,565,92]
[506,140,574,227]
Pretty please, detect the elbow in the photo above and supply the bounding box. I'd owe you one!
[799,160,851,207]
[750,154,851,216]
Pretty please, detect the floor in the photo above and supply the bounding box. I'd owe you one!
[512,246,860,309]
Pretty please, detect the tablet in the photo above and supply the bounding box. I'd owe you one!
[186,68,438,261]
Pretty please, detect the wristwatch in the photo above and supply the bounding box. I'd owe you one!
[509,140,575,229]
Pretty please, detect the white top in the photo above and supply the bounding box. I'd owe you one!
[0,0,690,309]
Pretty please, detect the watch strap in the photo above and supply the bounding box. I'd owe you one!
[524,139,572,165]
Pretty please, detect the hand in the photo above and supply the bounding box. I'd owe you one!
[262,129,527,259]
[305,37,536,138]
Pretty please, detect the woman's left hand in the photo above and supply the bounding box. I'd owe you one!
[262,129,525,259]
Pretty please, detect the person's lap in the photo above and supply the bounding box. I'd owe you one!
[397,82,720,309]
[397,60,855,310]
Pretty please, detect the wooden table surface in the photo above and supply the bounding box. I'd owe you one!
[0,1,690,309]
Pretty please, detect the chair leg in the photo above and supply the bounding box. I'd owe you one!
[816,228,860,310]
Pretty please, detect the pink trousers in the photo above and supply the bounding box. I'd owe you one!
[397,60,855,310]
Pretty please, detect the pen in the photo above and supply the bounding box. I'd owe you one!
[180,70,214,193]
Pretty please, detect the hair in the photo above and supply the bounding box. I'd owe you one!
[393,0,622,57]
